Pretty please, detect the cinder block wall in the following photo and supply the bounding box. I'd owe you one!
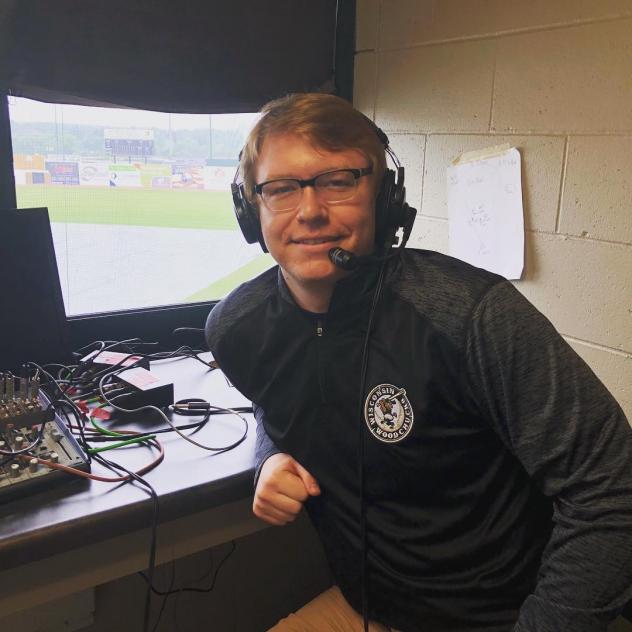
[354,0,632,421]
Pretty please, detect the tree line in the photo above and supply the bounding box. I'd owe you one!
[10,121,246,161]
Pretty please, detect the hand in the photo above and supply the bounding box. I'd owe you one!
[253,453,321,526]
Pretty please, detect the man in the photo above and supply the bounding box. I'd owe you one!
[206,93,632,631]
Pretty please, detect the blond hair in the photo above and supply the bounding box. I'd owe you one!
[240,93,387,205]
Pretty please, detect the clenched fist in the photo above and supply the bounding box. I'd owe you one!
[253,453,321,526]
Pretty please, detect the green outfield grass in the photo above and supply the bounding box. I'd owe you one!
[185,253,275,301]
[16,185,238,230]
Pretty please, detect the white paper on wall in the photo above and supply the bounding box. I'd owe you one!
[447,145,524,280]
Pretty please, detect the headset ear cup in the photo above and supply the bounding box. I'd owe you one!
[232,183,268,252]
[374,166,409,250]
[375,169,395,246]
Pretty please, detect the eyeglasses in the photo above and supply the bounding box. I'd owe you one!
[254,166,373,213]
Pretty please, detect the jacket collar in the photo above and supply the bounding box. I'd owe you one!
[276,252,400,315]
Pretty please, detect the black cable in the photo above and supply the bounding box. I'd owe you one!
[146,345,216,370]
[358,259,390,632]
[92,445,160,632]
[24,359,162,632]
[172,541,236,594]
[26,363,93,464]
[79,408,250,454]
[96,368,249,453]
[17,363,159,632]
[65,338,145,385]
[138,540,236,596]
[78,350,148,385]
[151,559,176,632]
[1,341,244,632]
[72,339,107,356]
[51,398,94,462]
[47,343,243,454]
[27,347,235,455]
[39,362,72,373]
[17,343,240,631]
[63,342,214,398]
[0,405,50,456]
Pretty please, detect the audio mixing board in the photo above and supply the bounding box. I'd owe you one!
[0,374,90,502]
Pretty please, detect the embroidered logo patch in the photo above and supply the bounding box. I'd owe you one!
[364,383,414,443]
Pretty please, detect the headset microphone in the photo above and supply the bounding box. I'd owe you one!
[329,247,359,270]
[328,247,395,271]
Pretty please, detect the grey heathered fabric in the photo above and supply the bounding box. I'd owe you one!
[464,281,632,631]
[384,252,632,629]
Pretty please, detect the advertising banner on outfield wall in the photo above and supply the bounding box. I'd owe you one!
[14,154,46,171]
[203,164,233,191]
[139,164,172,188]
[79,160,110,186]
[45,161,80,185]
[108,165,142,188]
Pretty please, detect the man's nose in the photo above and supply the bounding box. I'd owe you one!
[295,185,328,223]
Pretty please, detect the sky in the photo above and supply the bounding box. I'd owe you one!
[8,96,259,132]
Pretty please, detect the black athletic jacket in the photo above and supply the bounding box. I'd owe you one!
[206,248,632,632]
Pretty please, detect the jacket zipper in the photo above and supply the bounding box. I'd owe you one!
[316,318,326,399]
[316,319,324,337]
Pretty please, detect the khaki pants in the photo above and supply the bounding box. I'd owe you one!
[268,585,392,632]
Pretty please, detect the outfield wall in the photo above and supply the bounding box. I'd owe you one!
[13,154,236,191]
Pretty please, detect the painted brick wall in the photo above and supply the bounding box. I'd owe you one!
[354,0,632,422]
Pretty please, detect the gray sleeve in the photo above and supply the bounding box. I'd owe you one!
[464,282,632,632]
[253,403,281,488]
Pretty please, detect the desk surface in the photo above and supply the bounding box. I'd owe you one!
[0,354,256,571]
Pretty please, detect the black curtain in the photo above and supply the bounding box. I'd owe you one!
[0,0,339,113]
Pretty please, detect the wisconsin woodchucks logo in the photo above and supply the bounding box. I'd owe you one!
[364,384,414,443]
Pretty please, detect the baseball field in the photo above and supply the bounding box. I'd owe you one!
[16,185,238,229]
[15,185,274,307]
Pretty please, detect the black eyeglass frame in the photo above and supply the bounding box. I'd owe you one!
[253,166,373,210]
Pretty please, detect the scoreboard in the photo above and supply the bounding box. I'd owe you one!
[104,128,154,156]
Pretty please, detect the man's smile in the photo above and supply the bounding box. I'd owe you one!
[290,235,343,246]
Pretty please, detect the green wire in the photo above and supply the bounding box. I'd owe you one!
[90,411,127,437]
[88,408,155,452]
[88,435,156,454]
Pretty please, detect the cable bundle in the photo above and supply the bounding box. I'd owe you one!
[2,335,250,631]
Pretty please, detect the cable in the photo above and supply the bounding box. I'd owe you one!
[64,338,147,386]
[16,435,164,482]
[97,370,248,452]
[5,363,161,632]
[148,345,217,370]
[91,448,160,632]
[7,347,244,632]
[151,559,176,632]
[139,542,236,631]
[23,364,94,465]
[138,541,237,596]
[39,347,246,453]
[358,258,390,632]
[0,406,50,456]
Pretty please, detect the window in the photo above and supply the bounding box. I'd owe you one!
[8,97,273,317]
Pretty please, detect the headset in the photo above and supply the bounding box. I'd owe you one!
[231,119,416,255]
